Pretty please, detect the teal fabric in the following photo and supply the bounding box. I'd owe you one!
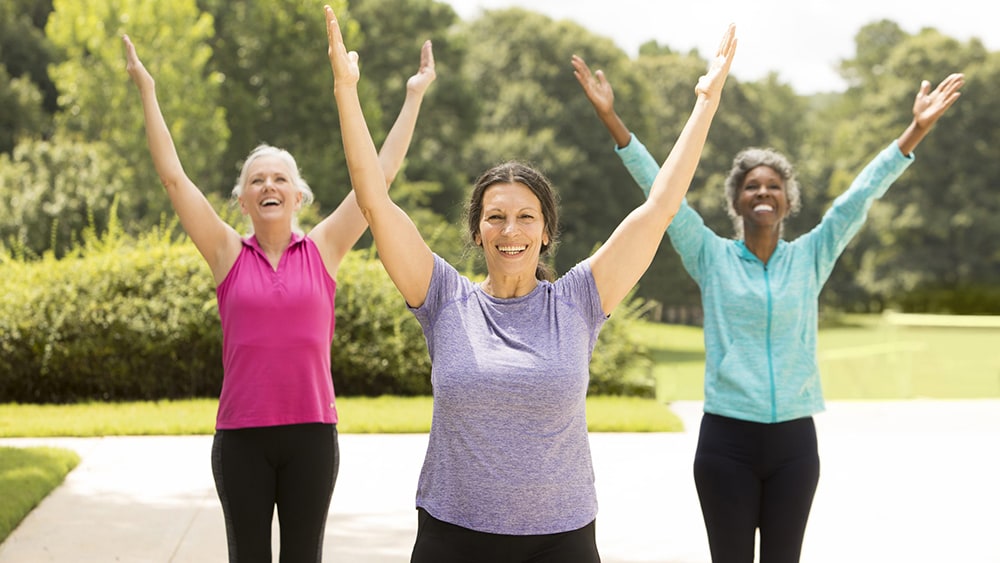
[615,134,913,422]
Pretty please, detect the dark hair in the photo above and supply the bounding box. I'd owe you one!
[723,147,802,238]
[465,161,560,282]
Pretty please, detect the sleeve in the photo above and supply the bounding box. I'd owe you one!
[558,260,608,347]
[409,253,463,332]
[804,141,914,283]
[614,133,660,198]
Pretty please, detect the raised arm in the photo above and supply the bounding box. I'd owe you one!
[589,24,736,315]
[123,35,241,284]
[311,37,436,277]
[325,5,433,306]
[896,73,964,156]
[571,54,632,148]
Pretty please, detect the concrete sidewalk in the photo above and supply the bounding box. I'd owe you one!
[1,400,998,562]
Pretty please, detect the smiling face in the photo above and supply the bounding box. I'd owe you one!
[238,154,303,226]
[474,182,549,280]
[736,165,788,234]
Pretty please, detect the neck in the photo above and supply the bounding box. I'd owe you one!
[743,225,780,264]
[252,224,293,256]
[481,273,538,299]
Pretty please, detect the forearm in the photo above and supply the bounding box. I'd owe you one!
[378,89,425,185]
[335,84,389,214]
[595,107,632,148]
[138,86,187,190]
[896,119,932,156]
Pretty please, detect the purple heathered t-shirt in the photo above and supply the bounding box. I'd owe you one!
[409,254,608,535]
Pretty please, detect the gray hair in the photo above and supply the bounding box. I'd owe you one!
[232,144,314,206]
[723,147,801,238]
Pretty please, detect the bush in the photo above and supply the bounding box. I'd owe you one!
[0,222,222,403]
[0,225,651,402]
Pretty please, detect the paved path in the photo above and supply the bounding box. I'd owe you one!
[1,400,998,562]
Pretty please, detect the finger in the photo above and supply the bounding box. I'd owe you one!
[421,39,434,70]
[325,5,344,48]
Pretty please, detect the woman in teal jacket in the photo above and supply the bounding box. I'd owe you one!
[572,55,963,563]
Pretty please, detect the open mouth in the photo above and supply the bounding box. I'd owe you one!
[497,245,527,256]
[261,197,282,208]
[753,203,774,213]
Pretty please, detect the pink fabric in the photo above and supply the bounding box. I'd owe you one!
[215,233,338,429]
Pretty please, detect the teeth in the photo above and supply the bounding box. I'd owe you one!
[261,198,281,206]
[753,204,774,212]
[498,245,526,254]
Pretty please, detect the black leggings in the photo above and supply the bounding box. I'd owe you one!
[410,508,601,563]
[212,423,339,563]
[693,413,820,563]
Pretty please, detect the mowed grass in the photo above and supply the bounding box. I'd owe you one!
[629,314,1000,401]
[0,447,79,542]
[0,395,682,437]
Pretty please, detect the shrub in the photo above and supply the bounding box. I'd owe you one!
[0,225,651,402]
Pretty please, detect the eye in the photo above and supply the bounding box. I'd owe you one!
[487,214,503,221]
[519,213,535,221]
[250,178,264,185]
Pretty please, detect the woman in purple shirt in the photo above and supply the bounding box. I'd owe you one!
[326,6,736,562]
[124,32,435,562]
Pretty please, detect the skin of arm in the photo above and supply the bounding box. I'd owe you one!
[325,5,434,307]
[895,73,964,156]
[588,24,737,315]
[310,39,437,277]
[123,34,242,285]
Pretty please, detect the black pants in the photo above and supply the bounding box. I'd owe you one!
[410,507,601,563]
[212,423,339,563]
[693,413,820,563]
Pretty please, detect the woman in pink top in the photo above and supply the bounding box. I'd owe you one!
[124,33,435,562]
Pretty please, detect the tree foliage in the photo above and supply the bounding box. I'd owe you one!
[0,3,994,317]
[47,0,228,222]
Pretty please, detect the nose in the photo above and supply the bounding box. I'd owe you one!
[501,219,517,235]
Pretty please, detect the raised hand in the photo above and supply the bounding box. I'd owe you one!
[122,34,154,91]
[695,24,737,100]
[407,40,436,96]
[325,5,359,89]
[571,54,615,115]
[913,73,964,129]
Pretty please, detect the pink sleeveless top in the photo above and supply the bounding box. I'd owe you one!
[215,233,338,429]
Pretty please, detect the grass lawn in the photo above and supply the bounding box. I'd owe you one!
[629,314,1000,402]
[0,447,79,543]
[0,395,683,438]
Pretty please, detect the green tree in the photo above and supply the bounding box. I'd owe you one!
[0,0,58,115]
[198,0,367,215]
[46,0,228,224]
[349,0,479,220]
[0,138,133,256]
[457,9,645,279]
[0,0,56,153]
[822,25,995,311]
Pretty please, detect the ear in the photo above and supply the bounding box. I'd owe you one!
[238,197,249,216]
[474,233,482,246]
[294,191,303,211]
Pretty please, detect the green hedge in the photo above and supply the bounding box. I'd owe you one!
[1,226,652,403]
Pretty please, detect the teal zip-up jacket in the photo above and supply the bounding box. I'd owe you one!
[616,134,913,423]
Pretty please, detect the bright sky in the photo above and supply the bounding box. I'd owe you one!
[445,0,996,94]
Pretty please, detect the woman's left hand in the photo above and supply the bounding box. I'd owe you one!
[913,73,964,129]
